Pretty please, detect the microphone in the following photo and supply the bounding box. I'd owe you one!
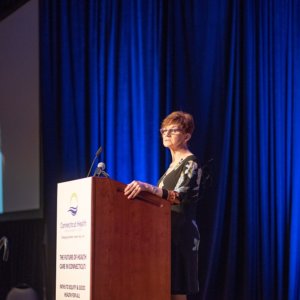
[86,146,103,177]
[0,236,9,262]
[94,162,109,178]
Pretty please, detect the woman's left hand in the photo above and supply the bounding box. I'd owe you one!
[124,180,146,199]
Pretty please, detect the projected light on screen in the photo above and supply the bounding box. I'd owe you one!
[0,0,41,220]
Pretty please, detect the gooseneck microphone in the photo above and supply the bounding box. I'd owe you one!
[86,146,103,177]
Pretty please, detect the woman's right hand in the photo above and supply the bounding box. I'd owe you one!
[124,180,147,199]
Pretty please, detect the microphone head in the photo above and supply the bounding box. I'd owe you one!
[97,162,105,170]
[95,146,102,157]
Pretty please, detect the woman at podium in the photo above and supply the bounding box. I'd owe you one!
[124,111,202,300]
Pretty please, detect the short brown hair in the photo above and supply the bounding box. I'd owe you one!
[161,111,195,134]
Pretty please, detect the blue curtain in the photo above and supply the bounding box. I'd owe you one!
[41,1,300,299]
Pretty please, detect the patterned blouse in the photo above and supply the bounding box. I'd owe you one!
[158,154,202,219]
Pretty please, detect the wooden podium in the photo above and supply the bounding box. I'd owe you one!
[56,177,170,300]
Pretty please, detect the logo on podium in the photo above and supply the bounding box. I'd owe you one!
[67,192,78,216]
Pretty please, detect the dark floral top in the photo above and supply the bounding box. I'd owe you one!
[158,154,202,219]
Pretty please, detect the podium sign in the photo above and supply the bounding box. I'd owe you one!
[56,177,92,299]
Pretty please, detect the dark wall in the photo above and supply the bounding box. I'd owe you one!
[0,219,45,299]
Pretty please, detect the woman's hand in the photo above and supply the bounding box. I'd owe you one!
[124,180,147,199]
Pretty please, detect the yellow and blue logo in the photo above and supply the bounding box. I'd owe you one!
[67,192,78,216]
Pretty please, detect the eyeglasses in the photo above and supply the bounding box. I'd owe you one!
[160,128,183,135]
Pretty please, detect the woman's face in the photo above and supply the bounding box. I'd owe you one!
[160,124,190,150]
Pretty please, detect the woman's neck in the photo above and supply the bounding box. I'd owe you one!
[170,148,192,163]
